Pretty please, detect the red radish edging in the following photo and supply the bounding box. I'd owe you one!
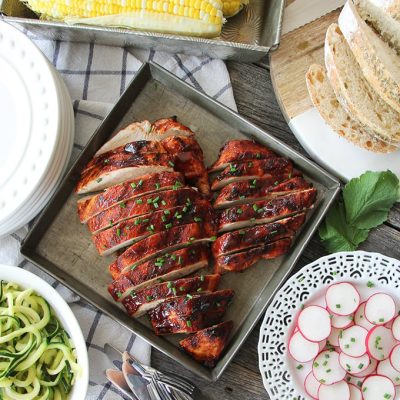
[325,282,360,316]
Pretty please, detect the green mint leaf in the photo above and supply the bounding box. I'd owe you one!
[319,202,369,253]
[343,171,399,230]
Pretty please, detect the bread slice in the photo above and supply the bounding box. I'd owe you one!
[355,0,400,53]
[306,64,396,153]
[325,23,400,145]
[339,1,400,114]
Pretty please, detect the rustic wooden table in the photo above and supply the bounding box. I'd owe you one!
[151,60,400,399]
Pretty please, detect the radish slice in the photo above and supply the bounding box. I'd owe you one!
[392,315,400,341]
[339,325,368,357]
[378,358,400,386]
[361,374,395,400]
[366,326,396,361]
[330,312,354,329]
[352,358,378,378]
[327,327,341,347]
[365,293,396,325]
[390,344,400,372]
[348,383,363,400]
[326,282,360,316]
[339,352,370,374]
[304,371,320,399]
[318,380,350,400]
[288,331,320,362]
[355,302,375,331]
[297,305,331,342]
[312,350,346,385]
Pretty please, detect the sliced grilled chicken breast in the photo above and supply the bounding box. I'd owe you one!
[87,187,201,234]
[213,176,310,209]
[121,274,220,317]
[151,117,194,137]
[161,135,204,161]
[77,172,184,223]
[109,223,217,279]
[76,153,174,194]
[179,321,233,367]
[148,290,234,335]
[95,117,193,156]
[212,213,306,257]
[108,245,209,300]
[93,200,214,256]
[83,140,166,173]
[211,158,292,191]
[208,140,275,173]
[214,238,292,274]
[217,188,317,233]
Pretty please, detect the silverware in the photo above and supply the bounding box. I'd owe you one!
[105,343,152,400]
[105,343,197,399]
[122,357,152,400]
[106,369,137,400]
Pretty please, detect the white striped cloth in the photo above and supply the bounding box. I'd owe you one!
[0,28,236,400]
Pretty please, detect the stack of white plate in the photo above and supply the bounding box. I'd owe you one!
[0,22,74,237]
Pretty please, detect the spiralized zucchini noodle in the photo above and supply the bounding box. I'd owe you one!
[0,281,81,399]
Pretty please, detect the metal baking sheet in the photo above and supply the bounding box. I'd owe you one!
[21,62,340,382]
[0,0,283,62]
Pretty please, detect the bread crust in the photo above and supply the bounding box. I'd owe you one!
[339,1,400,114]
[306,64,396,153]
[325,23,400,145]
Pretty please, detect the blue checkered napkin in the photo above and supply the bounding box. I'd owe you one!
[0,29,236,399]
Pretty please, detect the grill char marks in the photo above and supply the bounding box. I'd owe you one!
[108,245,210,300]
[211,158,293,191]
[77,171,184,223]
[148,290,234,335]
[212,213,306,257]
[214,238,292,274]
[87,187,201,234]
[214,176,310,208]
[109,223,217,279]
[121,274,220,317]
[208,140,275,173]
[93,200,215,256]
[83,140,166,174]
[179,321,234,367]
[217,188,317,233]
[76,153,174,194]
[162,135,210,197]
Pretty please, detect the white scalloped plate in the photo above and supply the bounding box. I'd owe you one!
[258,251,400,400]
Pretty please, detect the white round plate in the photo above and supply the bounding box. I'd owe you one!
[0,22,61,222]
[289,108,400,182]
[258,251,400,400]
[0,26,74,237]
[0,265,88,399]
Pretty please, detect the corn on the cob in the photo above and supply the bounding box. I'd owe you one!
[222,0,249,17]
[22,0,225,38]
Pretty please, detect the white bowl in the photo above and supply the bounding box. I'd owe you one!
[0,264,89,399]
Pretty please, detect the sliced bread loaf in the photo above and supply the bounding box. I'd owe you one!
[355,0,400,53]
[306,64,396,153]
[339,1,400,114]
[325,23,400,145]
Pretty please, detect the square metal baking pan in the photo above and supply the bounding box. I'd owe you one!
[21,62,340,382]
[0,0,283,62]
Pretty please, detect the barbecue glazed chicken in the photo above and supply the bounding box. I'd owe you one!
[180,321,234,367]
[209,139,317,273]
[76,117,210,197]
[76,120,316,368]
